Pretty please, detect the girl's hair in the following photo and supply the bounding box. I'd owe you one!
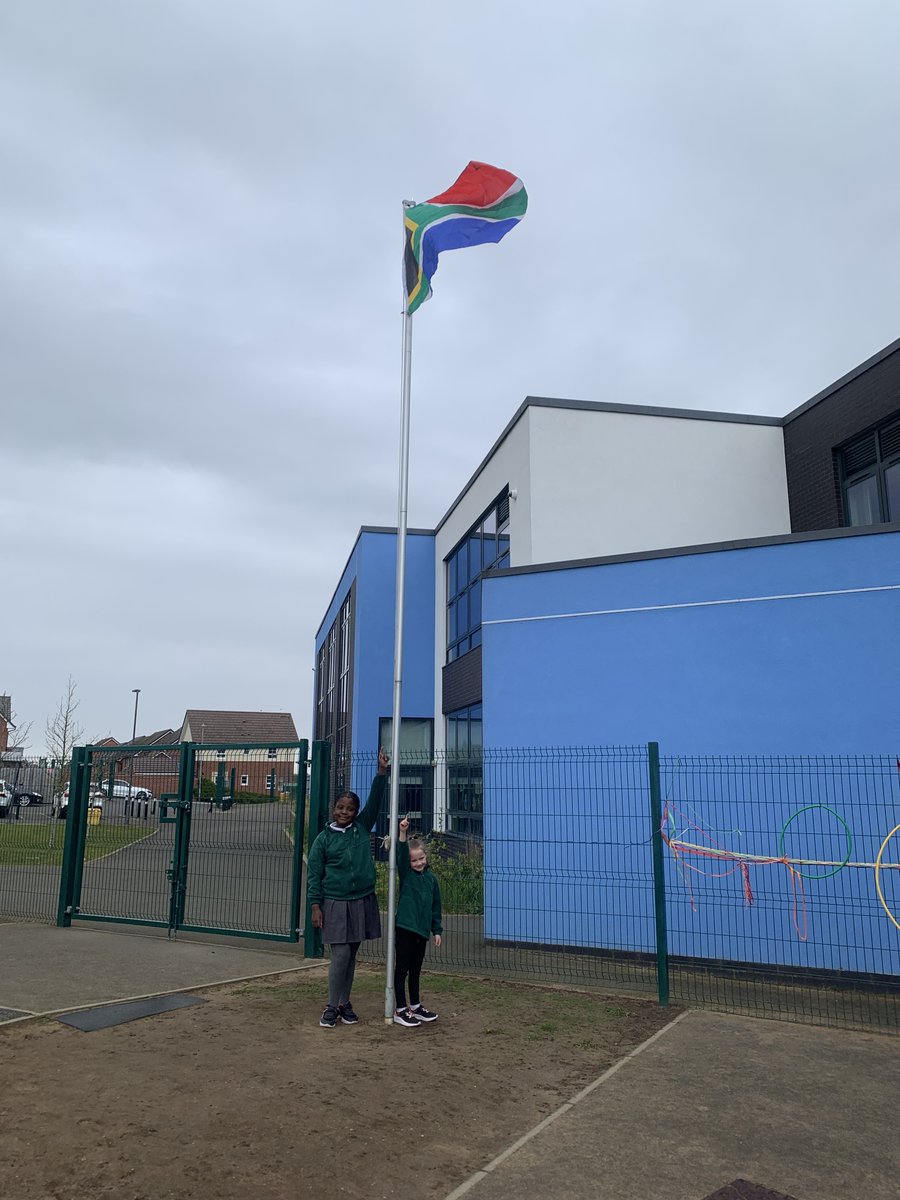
[408,837,427,854]
[332,790,360,816]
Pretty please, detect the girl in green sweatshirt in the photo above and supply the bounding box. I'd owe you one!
[393,815,443,1027]
[308,748,389,1027]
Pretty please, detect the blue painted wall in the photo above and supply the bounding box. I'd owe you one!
[480,529,900,975]
[481,529,900,754]
[315,529,435,795]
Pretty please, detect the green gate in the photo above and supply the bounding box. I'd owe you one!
[57,739,312,942]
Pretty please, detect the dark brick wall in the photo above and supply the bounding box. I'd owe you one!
[442,644,482,714]
[784,346,900,531]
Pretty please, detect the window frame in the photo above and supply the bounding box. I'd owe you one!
[446,703,483,838]
[839,414,900,526]
[445,490,510,663]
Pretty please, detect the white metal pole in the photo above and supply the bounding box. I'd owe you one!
[385,200,416,1023]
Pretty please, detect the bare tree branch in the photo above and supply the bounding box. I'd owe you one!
[45,677,84,792]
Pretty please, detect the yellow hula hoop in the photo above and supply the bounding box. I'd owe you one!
[874,822,900,932]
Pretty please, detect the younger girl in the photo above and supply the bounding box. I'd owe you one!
[393,816,442,1027]
[308,748,389,1027]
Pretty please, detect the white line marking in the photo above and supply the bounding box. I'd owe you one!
[483,583,900,626]
[442,1009,690,1200]
[0,961,325,1029]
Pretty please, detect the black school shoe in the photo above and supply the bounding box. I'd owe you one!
[338,1003,359,1025]
[319,1005,338,1028]
[410,1004,438,1022]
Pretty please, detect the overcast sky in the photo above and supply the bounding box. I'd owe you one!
[2,1,899,753]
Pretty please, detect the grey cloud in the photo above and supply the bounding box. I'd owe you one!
[3,0,899,746]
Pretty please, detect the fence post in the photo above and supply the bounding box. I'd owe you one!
[647,741,670,1006]
[289,740,309,943]
[303,740,331,958]
[56,747,86,927]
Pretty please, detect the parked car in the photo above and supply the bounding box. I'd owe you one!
[12,788,43,806]
[97,781,153,802]
[0,781,12,818]
[55,785,105,820]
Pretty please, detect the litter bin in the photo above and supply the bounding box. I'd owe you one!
[88,807,102,826]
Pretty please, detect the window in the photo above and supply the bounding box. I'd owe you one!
[314,584,355,795]
[377,718,435,836]
[446,491,510,662]
[240,774,249,787]
[840,415,900,526]
[446,704,482,837]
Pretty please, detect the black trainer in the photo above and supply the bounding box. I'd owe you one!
[393,1007,422,1027]
[319,1005,338,1028]
[338,1003,359,1025]
[410,1004,438,1022]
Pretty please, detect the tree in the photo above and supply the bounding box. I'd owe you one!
[45,676,84,796]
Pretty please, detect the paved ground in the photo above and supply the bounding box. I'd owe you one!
[1,922,897,1200]
[0,922,308,1016]
[0,800,299,934]
[447,1008,899,1200]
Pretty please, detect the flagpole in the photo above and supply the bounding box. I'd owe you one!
[384,199,416,1023]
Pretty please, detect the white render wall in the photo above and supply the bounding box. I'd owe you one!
[527,406,791,563]
[432,409,532,757]
[431,402,791,757]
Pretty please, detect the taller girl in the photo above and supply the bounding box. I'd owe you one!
[308,748,390,1027]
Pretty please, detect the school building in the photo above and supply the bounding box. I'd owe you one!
[314,336,900,819]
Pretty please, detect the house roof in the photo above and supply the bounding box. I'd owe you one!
[123,729,180,748]
[181,710,299,745]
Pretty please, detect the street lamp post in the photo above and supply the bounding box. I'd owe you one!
[128,689,141,822]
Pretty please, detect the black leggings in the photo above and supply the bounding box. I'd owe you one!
[394,926,427,1010]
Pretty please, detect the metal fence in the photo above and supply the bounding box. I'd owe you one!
[339,747,900,1034]
[4,741,898,1033]
[0,756,67,922]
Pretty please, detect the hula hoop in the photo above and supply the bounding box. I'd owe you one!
[874,823,900,932]
[778,804,853,880]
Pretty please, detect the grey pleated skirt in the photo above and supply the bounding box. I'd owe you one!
[321,893,382,944]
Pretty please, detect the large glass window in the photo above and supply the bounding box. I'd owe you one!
[377,718,434,840]
[446,492,510,662]
[840,415,900,526]
[446,703,482,837]
[314,587,354,794]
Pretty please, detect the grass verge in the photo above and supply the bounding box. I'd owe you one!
[0,822,155,867]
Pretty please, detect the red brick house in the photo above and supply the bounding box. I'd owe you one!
[179,710,300,796]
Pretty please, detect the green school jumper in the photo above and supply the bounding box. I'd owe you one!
[307,774,387,904]
[396,841,443,938]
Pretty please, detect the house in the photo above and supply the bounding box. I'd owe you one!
[179,710,300,797]
[0,696,20,760]
[314,336,900,831]
[92,730,181,799]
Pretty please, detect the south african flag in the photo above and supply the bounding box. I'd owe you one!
[403,161,528,315]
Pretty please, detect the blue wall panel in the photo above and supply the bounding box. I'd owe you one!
[480,530,900,975]
[482,530,900,755]
[352,531,435,793]
[315,530,435,796]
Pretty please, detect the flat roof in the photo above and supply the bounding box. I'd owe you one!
[482,521,900,579]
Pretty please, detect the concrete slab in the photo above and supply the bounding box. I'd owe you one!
[448,1010,899,1200]
[0,922,313,1015]
[57,993,206,1031]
